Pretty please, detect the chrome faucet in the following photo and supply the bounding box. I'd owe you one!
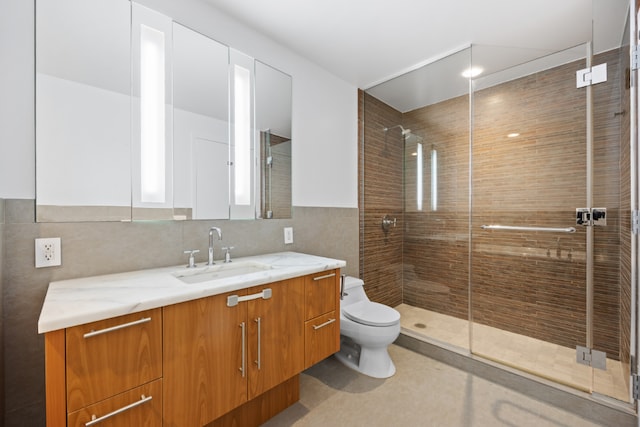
[208,227,222,265]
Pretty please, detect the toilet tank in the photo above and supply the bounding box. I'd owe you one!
[341,276,368,306]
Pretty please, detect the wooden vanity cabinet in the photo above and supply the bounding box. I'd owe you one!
[163,276,305,426]
[44,308,163,426]
[304,270,340,368]
[44,268,340,427]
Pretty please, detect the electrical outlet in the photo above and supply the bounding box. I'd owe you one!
[284,227,293,244]
[35,237,62,268]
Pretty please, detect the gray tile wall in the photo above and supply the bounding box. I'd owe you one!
[2,201,358,426]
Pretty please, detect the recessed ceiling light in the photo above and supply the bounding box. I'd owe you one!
[507,133,520,138]
[462,67,483,78]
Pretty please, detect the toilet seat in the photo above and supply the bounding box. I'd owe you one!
[342,301,400,327]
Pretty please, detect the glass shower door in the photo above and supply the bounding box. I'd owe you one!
[469,38,631,402]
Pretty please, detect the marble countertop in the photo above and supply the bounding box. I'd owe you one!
[38,251,346,333]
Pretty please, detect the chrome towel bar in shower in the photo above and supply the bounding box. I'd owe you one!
[480,224,576,233]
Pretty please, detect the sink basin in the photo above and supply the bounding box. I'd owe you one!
[172,261,273,284]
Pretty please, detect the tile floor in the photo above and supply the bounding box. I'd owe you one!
[396,304,630,402]
[262,344,623,426]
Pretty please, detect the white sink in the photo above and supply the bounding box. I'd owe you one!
[172,261,272,284]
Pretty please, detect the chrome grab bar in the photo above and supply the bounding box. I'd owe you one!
[83,317,152,339]
[85,395,152,426]
[481,224,576,233]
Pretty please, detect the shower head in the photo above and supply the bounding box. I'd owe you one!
[383,124,411,137]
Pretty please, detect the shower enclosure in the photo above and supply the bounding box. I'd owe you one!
[360,0,634,406]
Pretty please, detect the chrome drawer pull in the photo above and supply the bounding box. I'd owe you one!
[255,317,262,370]
[239,322,246,378]
[312,318,336,330]
[313,273,336,281]
[83,317,152,339]
[227,288,272,307]
[85,394,152,426]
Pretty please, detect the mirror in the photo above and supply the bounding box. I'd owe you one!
[35,1,293,222]
[173,23,230,220]
[256,62,292,219]
[36,0,132,222]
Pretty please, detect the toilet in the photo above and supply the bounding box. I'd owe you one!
[334,276,401,378]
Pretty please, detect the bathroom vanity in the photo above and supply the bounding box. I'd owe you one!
[38,252,345,426]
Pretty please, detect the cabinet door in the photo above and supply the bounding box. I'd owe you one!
[247,277,305,399]
[163,291,248,426]
[68,379,162,427]
[65,308,162,412]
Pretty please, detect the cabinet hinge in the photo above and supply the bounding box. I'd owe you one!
[633,45,640,71]
[633,374,640,400]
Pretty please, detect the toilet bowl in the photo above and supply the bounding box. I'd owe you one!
[334,276,401,378]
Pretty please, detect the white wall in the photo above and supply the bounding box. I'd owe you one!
[0,0,35,199]
[0,0,358,209]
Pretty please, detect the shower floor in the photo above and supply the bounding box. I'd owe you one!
[396,303,630,403]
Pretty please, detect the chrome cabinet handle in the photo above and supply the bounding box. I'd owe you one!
[239,322,246,377]
[83,317,152,339]
[85,394,152,426]
[255,317,262,370]
[227,289,272,307]
[313,273,336,281]
[312,318,336,330]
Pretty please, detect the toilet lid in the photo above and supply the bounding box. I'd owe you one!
[342,301,400,327]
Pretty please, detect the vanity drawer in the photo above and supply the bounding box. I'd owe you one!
[66,308,162,412]
[305,270,338,319]
[68,379,162,427]
[305,311,340,368]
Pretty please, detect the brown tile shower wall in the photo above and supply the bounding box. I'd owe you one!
[361,48,628,360]
[360,91,403,307]
[403,95,470,319]
[618,44,632,372]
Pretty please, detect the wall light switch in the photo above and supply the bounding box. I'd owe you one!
[284,227,293,244]
[35,237,62,268]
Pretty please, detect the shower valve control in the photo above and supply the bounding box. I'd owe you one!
[576,208,606,227]
[382,215,397,232]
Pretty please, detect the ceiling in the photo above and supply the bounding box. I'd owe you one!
[205,0,630,94]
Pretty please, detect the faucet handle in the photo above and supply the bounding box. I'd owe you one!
[183,249,200,268]
[221,246,234,263]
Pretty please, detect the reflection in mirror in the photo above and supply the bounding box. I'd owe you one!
[172,23,230,220]
[255,62,292,219]
[36,0,131,222]
[230,49,256,220]
[131,4,174,221]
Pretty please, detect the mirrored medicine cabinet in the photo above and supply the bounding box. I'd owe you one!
[35,0,292,222]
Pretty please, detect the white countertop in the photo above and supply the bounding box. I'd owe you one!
[38,251,346,333]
